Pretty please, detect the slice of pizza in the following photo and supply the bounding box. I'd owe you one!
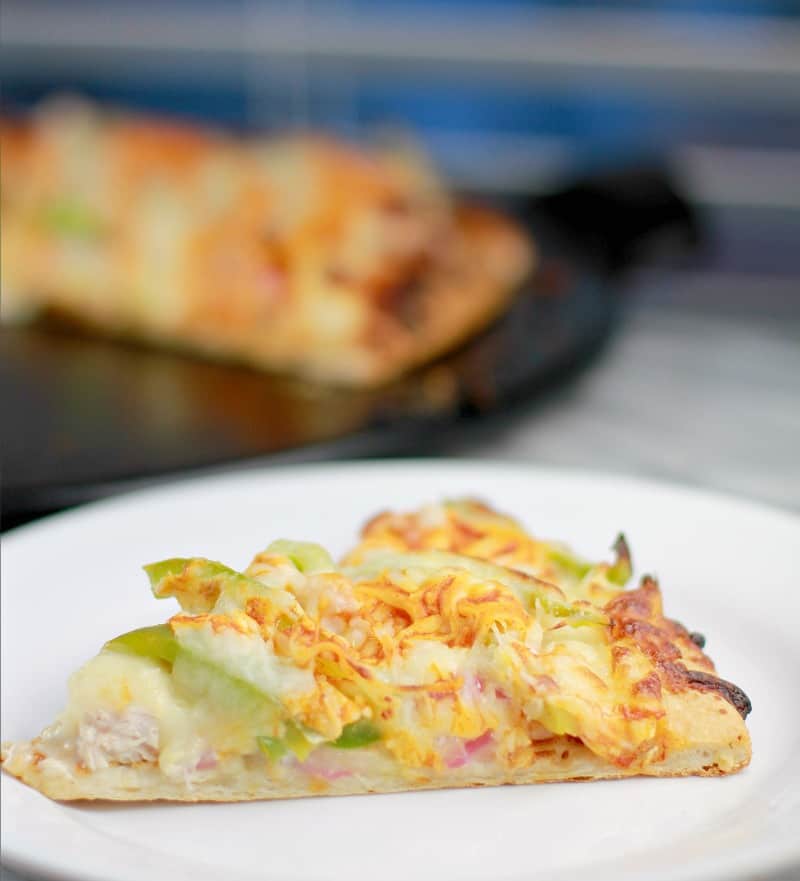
[2,513,751,802]
[0,98,532,386]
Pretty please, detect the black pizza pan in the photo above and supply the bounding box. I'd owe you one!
[0,166,699,528]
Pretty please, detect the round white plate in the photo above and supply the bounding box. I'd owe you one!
[2,461,799,881]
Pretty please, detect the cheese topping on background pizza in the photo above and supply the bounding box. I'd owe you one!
[0,98,532,385]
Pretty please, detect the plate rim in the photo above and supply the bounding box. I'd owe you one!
[4,458,799,542]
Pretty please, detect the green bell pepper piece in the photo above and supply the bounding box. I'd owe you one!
[266,540,335,574]
[606,533,632,586]
[144,557,296,615]
[104,624,178,665]
[257,735,288,762]
[258,719,380,762]
[144,557,236,607]
[40,200,103,238]
[546,545,593,581]
[331,719,381,749]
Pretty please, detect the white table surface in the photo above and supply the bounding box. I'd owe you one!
[3,290,799,881]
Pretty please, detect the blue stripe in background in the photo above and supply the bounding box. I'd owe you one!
[3,0,798,186]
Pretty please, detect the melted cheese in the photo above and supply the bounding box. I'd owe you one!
[172,612,315,702]
[38,506,685,778]
[65,652,206,779]
[346,498,627,606]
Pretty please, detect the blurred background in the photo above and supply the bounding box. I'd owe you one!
[1,0,799,527]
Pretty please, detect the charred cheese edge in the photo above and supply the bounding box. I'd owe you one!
[1,502,751,802]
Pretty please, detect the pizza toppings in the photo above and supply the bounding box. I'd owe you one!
[46,546,736,769]
[76,708,159,771]
[0,499,752,801]
[330,719,382,749]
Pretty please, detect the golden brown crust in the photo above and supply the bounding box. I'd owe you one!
[605,578,752,720]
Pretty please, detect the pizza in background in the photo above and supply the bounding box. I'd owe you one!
[0,99,533,385]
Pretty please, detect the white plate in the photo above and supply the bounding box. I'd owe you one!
[2,461,799,881]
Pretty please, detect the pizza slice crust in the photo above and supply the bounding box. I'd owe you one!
[2,689,750,802]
